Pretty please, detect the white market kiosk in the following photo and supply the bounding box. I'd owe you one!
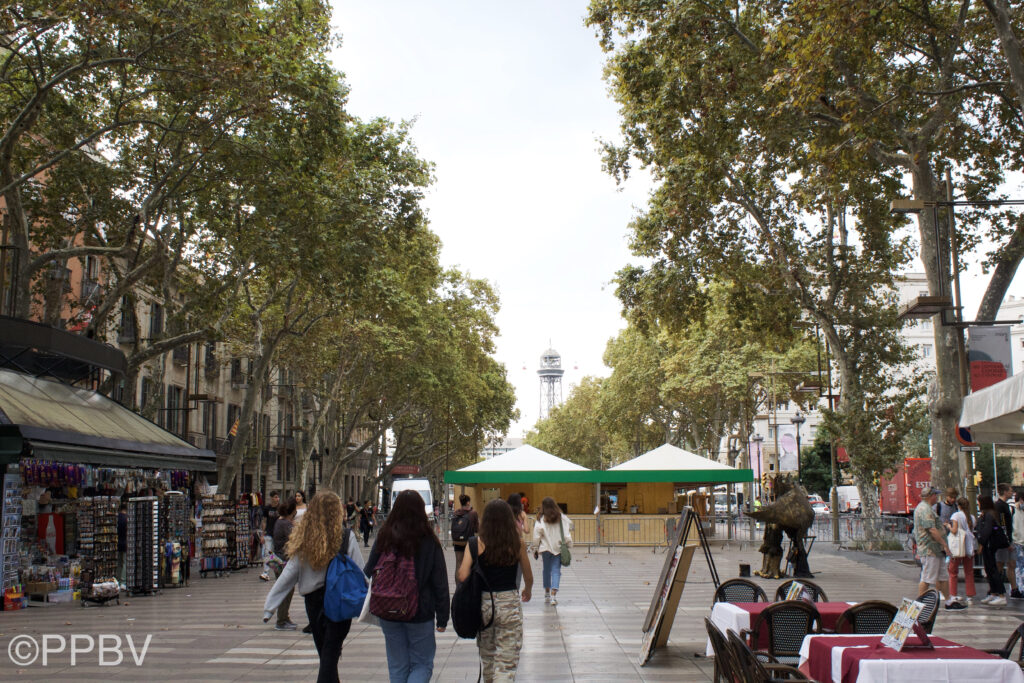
[960,371,1024,444]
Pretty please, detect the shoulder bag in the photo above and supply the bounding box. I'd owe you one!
[558,517,571,567]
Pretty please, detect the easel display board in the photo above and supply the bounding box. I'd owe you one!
[639,507,717,666]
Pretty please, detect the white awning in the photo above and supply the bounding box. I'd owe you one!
[457,444,589,472]
[609,443,734,471]
[959,372,1024,443]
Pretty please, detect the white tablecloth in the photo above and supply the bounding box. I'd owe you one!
[705,602,749,655]
[799,634,1024,683]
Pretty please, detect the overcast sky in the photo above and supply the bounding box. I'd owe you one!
[330,2,651,436]
[329,2,1024,439]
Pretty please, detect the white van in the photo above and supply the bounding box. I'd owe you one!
[390,477,434,517]
[831,485,862,513]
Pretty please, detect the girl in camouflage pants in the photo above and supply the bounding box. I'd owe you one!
[458,499,534,682]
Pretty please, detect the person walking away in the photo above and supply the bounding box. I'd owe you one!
[295,490,308,519]
[359,500,375,547]
[532,497,572,606]
[506,493,528,588]
[945,497,974,609]
[260,490,281,581]
[1014,493,1024,594]
[346,497,356,520]
[977,495,1009,606]
[262,492,363,683]
[935,487,958,525]
[457,499,533,683]
[913,487,952,604]
[117,503,128,589]
[269,498,298,630]
[364,490,449,683]
[995,484,1020,598]
[519,492,529,515]
[451,494,479,583]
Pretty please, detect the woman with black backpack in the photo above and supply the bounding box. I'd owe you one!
[977,495,1009,606]
[457,498,533,682]
[262,491,363,683]
[364,490,449,683]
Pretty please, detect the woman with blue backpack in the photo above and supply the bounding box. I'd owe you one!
[364,489,449,683]
[262,491,363,683]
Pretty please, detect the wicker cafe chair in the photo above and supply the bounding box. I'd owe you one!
[714,578,769,605]
[985,623,1024,670]
[915,589,940,634]
[728,630,810,682]
[746,600,822,666]
[774,579,829,603]
[705,617,744,683]
[833,601,899,634]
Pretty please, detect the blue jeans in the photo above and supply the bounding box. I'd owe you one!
[380,619,436,683]
[541,551,562,591]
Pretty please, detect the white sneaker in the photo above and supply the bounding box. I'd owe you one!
[544,593,550,603]
[981,594,996,604]
[551,597,558,606]
[989,596,1008,606]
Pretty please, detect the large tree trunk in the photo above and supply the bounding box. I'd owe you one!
[911,162,961,491]
[219,337,275,492]
[981,0,1024,116]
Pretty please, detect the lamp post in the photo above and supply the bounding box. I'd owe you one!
[791,411,805,483]
[752,434,764,501]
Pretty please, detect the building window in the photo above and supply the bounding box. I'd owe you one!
[140,377,153,412]
[202,402,217,443]
[166,385,183,435]
[149,302,163,338]
[226,403,240,438]
[118,296,136,342]
[921,344,932,358]
[277,451,283,480]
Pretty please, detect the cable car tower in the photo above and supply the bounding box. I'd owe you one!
[537,346,564,420]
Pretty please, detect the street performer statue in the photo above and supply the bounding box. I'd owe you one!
[748,476,815,579]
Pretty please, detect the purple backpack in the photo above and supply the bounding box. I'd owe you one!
[369,551,419,621]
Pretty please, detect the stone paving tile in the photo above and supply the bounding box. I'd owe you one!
[1,541,1022,680]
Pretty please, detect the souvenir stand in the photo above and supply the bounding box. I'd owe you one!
[160,491,188,587]
[234,499,251,570]
[126,496,159,595]
[77,496,119,580]
[199,494,231,577]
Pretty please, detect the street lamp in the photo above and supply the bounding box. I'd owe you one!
[791,411,806,482]
[752,434,764,501]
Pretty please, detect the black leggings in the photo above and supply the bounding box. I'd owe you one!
[361,526,371,546]
[982,543,1005,596]
[304,586,352,683]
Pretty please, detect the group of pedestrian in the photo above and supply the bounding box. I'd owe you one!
[260,487,571,683]
[914,483,1021,610]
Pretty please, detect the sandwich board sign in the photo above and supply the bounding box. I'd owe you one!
[639,506,719,666]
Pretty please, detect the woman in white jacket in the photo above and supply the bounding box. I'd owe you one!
[531,497,572,606]
[263,491,362,683]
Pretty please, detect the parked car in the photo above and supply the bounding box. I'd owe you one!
[811,501,830,515]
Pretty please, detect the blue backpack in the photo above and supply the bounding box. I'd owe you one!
[324,530,368,622]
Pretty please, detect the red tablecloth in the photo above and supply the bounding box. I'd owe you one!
[806,635,997,683]
[734,601,850,648]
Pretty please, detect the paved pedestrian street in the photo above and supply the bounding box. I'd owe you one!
[1,541,1022,681]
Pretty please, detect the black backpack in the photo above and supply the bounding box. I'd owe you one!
[450,537,495,639]
[451,513,472,543]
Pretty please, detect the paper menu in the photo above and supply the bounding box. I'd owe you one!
[880,598,925,651]
[784,581,806,601]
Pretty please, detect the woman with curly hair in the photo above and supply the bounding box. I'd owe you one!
[458,498,533,682]
[263,491,362,683]
[364,490,449,683]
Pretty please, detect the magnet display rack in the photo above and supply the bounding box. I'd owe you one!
[1,472,22,596]
[160,492,189,587]
[126,497,159,595]
[200,494,231,577]
[78,496,118,580]
[234,500,251,570]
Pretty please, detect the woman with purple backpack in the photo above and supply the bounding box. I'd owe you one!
[364,490,449,683]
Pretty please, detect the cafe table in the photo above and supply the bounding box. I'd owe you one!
[705,600,854,656]
[797,633,1024,683]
